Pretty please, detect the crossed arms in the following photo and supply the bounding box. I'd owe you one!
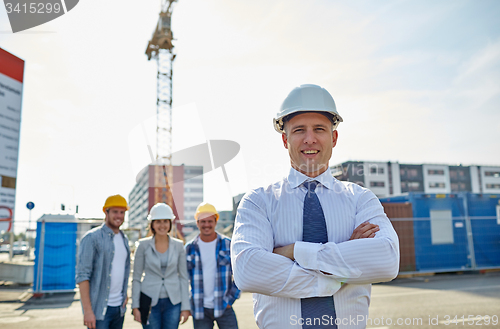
[230,189,400,299]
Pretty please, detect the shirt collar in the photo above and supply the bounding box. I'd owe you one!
[286,167,336,190]
[195,232,220,243]
[101,223,117,236]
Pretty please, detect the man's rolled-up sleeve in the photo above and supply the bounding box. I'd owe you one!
[76,234,94,284]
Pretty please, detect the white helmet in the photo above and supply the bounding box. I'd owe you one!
[147,203,176,221]
[273,84,343,134]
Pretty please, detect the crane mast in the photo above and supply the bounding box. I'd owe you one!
[146,0,182,238]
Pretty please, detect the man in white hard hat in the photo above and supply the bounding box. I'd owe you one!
[76,195,131,329]
[185,202,241,329]
[231,84,400,329]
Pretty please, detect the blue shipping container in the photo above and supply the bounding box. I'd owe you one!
[380,193,500,272]
[466,193,500,267]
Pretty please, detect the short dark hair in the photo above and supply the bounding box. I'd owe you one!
[283,111,335,133]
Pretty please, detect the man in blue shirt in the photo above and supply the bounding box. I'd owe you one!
[185,202,240,329]
[76,195,131,329]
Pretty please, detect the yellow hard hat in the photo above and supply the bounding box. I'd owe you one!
[194,202,219,221]
[103,194,129,213]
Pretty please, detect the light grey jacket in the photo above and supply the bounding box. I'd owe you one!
[132,236,190,311]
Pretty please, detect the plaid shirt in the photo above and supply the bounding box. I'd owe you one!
[185,233,240,320]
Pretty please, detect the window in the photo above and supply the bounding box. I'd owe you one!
[429,182,446,188]
[486,184,500,189]
[185,177,203,183]
[430,210,454,245]
[428,169,445,175]
[185,168,203,175]
[185,188,203,193]
[401,181,421,193]
[485,171,500,177]
[370,181,385,187]
[451,182,467,191]
[184,197,203,202]
[401,168,418,177]
[369,166,384,174]
[408,182,420,188]
[401,168,419,178]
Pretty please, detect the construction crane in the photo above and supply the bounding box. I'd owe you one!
[145,0,183,239]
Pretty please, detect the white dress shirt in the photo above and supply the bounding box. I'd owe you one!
[231,168,400,329]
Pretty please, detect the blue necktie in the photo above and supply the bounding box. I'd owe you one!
[301,181,337,329]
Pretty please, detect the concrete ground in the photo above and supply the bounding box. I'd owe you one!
[367,271,500,329]
[0,286,257,329]
[1,252,499,328]
[0,252,257,329]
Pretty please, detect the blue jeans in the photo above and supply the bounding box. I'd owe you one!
[95,306,124,329]
[193,307,238,329]
[144,298,181,329]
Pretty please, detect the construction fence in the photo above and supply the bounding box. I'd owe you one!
[382,192,500,273]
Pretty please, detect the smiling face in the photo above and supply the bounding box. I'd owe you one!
[282,112,338,178]
[105,207,126,233]
[196,213,217,242]
[151,219,171,236]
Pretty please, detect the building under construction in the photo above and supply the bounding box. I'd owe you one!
[128,164,203,237]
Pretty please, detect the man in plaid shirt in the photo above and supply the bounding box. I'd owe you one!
[185,202,240,329]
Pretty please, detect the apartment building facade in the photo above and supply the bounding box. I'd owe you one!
[331,161,500,198]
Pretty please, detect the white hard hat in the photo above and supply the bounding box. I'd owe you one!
[273,84,343,134]
[147,203,176,221]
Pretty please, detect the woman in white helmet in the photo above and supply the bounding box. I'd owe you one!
[132,203,191,329]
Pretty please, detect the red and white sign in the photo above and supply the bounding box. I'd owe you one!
[0,48,24,232]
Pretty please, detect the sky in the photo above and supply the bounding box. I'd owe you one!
[1,0,500,233]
